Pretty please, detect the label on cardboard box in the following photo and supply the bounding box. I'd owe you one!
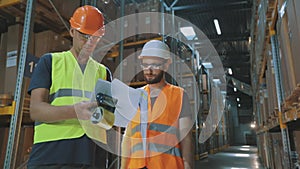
[6,50,17,67]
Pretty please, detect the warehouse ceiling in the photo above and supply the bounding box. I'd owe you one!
[110,0,254,113]
[162,0,254,112]
[0,0,254,124]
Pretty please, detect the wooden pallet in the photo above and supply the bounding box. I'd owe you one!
[283,103,300,123]
[0,101,15,115]
[283,84,300,112]
[0,93,13,107]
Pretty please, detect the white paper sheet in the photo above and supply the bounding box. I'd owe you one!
[111,79,147,127]
[93,79,148,152]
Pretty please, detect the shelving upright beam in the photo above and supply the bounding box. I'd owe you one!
[4,0,35,168]
[270,29,292,169]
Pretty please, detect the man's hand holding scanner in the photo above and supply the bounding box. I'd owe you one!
[75,101,98,120]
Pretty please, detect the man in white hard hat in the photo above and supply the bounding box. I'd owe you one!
[121,40,195,169]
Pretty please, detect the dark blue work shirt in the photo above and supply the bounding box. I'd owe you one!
[27,53,111,167]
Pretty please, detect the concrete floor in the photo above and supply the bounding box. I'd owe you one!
[195,145,266,169]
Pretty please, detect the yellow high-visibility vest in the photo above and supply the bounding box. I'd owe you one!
[34,51,107,144]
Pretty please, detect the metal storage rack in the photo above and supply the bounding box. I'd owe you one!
[0,0,233,168]
[252,0,300,168]
[1,0,105,168]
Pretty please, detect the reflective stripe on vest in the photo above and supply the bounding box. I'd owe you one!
[132,142,182,158]
[33,51,106,144]
[49,88,93,103]
[127,84,185,169]
[131,123,179,138]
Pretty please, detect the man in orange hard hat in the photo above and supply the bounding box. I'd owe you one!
[27,5,112,169]
[121,40,195,169]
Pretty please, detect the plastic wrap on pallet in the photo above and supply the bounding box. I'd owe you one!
[257,134,269,167]
[277,0,300,100]
[259,85,268,125]
[286,0,300,88]
[271,132,285,169]
[269,58,279,110]
[266,132,275,169]
[255,0,268,74]
[293,131,300,163]
[266,67,273,115]
[266,47,279,118]
[258,97,264,125]
[0,127,9,168]
[0,32,7,93]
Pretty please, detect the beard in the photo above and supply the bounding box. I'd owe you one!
[144,70,164,84]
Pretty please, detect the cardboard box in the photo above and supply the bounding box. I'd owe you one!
[278,13,296,98]
[15,126,33,168]
[4,24,22,95]
[266,52,278,116]
[0,33,7,93]
[277,0,300,99]
[293,130,300,162]
[4,24,23,95]
[3,24,35,95]
[121,48,138,83]
[0,126,33,169]
[287,0,300,86]
[34,30,71,58]
[52,0,80,20]
[0,127,9,169]
[271,132,285,169]
[294,0,300,36]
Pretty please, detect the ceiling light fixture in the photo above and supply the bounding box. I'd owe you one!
[213,78,221,84]
[102,0,110,4]
[202,62,213,69]
[228,68,233,75]
[237,97,240,102]
[234,87,237,92]
[180,26,196,40]
[213,19,222,35]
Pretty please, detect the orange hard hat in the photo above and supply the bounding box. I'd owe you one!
[69,5,105,36]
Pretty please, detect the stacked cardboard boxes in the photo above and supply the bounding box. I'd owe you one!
[256,1,300,168]
[0,126,33,169]
[277,0,300,99]
[4,24,34,95]
[293,130,300,162]
[0,26,71,168]
[271,133,285,169]
[0,127,9,168]
[0,33,7,93]
[34,30,71,58]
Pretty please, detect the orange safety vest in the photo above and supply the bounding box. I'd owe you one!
[126,84,185,169]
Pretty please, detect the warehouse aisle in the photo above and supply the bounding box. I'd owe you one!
[195,145,265,169]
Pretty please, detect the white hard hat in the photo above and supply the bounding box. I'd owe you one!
[139,40,170,59]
